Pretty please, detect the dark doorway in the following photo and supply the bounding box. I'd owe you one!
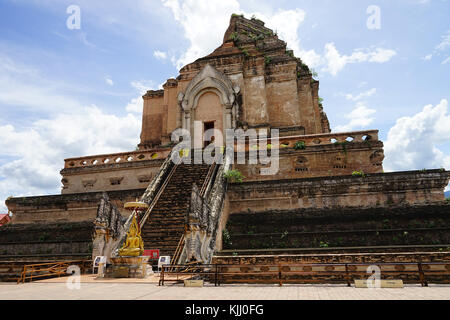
[204,121,215,148]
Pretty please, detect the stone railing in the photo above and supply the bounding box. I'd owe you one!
[239,130,380,149]
[64,130,379,169]
[64,148,172,169]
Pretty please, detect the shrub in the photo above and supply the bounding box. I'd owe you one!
[230,32,239,42]
[352,170,365,177]
[222,229,232,247]
[224,169,245,183]
[319,241,329,248]
[286,50,294,57]
[293,141,306,150]
[300,62,310,73]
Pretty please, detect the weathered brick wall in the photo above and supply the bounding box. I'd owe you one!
[0,221,93,260]
[212,251,450,265]
[6,188,146,224]
[234,140,385,182]
[0,221,92,243]
[226,170,450,213]
[222,204,450,251]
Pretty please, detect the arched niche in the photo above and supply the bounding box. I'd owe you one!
[178,64,239,143]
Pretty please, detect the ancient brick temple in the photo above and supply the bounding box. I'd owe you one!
[2,15,449,269]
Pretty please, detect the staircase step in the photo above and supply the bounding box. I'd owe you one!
[141,163,212,257]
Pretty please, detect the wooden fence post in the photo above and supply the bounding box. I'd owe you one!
[418,263,428,287]
[345,264,351,287]
[278,265,282,287]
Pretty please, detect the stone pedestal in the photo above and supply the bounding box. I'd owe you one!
[105,256,150,279]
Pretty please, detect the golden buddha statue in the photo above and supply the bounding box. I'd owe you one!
[118,214,144,257]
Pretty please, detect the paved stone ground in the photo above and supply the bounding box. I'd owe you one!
[0,282,449,300]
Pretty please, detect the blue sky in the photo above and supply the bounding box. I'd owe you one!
[0,0,449,211]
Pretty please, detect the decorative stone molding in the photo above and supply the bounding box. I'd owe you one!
[109,177,124,186]
[82,179,96,188]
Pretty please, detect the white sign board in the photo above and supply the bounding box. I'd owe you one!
[94,256,107,267]
[93,256,107,275]
[158,256,171,272]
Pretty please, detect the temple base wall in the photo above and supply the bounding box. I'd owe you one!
[5,189,146,225]
[226,170,450,214]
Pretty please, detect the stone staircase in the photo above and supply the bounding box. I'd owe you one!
[141,163,212,256]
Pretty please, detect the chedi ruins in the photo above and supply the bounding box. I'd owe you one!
[2,15,449,281]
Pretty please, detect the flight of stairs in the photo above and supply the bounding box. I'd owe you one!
[141,163,211,257]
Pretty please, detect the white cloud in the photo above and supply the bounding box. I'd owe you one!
[105,77,114,86]
[125,97,143,113]
[162,0,241,69]
[0,53,82,113]
[345,88,377,102]
[442,57,450,64]
[323,43,397,76]
[334,102,377,132]
[436,31,450,51]
[0,54,144,212]
[384,99,450,172]
[256,9,306,58]
[125,80,160,114]
[162,1,396,76]
[153,50,167,60]
[423,30,450,62]
[0,106,141,212]
[131,80,156,94]
[162,0,313,69]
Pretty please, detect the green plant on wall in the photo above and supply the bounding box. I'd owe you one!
[230,32,239,42]
[222,229,232,247]
[319,241,329,248]
[300,62,309,73]
[352,170,365,177]
[293,141,306,150]
[335,141,349,155]
[224,169,245,183]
